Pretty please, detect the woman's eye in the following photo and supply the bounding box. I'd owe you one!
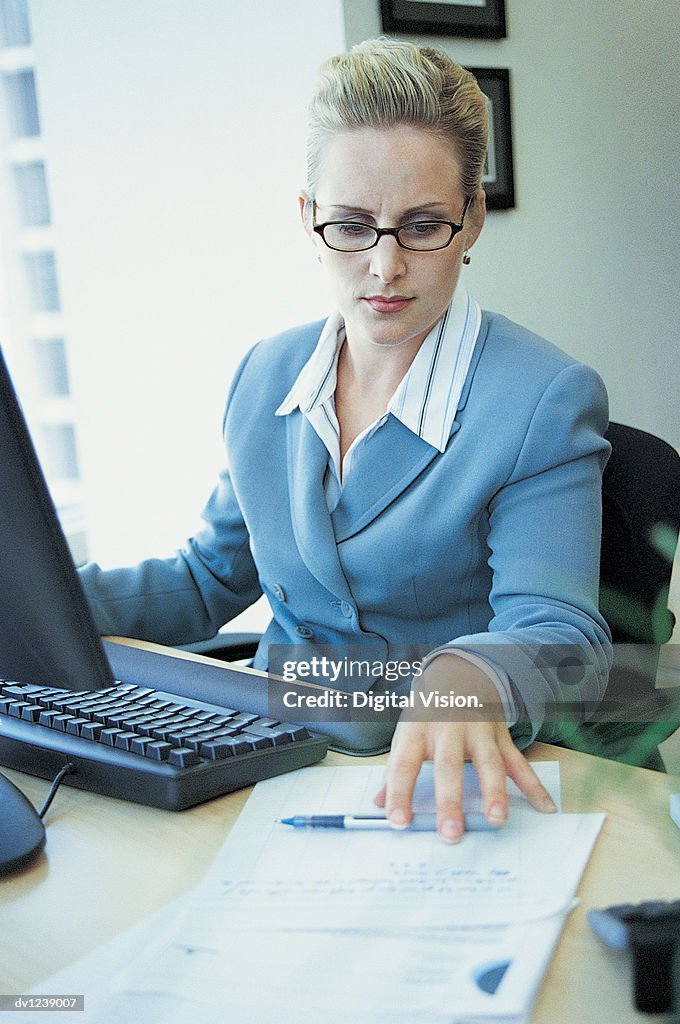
[404,222,440,236]
[337,223,373,236]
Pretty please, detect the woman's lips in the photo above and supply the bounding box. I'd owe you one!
[364,295,413,313]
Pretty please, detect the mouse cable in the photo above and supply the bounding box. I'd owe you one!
[38,762,77,819]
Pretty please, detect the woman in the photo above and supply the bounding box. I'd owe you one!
[81,38,611,841]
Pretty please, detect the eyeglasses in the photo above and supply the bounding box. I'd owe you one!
[312,198,470,253]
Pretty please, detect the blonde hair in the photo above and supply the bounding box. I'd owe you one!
[306,37,488,199]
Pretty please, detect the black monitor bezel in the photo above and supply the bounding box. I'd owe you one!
[0,346,114,692]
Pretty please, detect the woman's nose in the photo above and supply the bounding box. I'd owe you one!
[368,235,407,283]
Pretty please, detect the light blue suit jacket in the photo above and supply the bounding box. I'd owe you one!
[80,311,612,743]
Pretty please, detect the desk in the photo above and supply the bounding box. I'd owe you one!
[2,742,679,1021]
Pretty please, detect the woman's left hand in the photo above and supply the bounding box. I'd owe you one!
[373,655,557,842]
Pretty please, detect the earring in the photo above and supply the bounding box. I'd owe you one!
[463,250,471,265]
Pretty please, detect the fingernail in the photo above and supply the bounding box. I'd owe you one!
[540,795,558,813]
[489,802,506,823]
[390,809,408,829]
[440,818,463,843]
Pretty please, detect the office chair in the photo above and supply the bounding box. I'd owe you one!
[187,422,680,770]
[563,422,680,769]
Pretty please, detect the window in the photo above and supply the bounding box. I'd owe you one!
[2,68,40,137]
[33,337,70,396]
[0,5,85,561]
[0,0,30,48]
[13,161,50,226]
[38,422,80,480]
[22,250,60,311]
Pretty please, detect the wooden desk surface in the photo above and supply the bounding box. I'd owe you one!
[2,743,679,1022]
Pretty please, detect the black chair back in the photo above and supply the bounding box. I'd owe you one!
[568,422,680,769]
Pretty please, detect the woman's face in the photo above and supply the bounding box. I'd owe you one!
[301,124,484,352]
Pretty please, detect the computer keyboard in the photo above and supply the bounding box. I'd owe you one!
[0,679,329,810]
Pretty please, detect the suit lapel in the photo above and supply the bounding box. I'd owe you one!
[331,415,453,543]
[285,412,355,601]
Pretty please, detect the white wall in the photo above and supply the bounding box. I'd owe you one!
[344,0,680,448]
[28,0,344,587]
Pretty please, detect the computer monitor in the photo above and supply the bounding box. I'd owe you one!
[0,346,114,692]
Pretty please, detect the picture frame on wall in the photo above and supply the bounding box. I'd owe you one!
[468,67,515,209]
[380,0,506,40]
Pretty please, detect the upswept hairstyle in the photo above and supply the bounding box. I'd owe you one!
[306,37,488,199]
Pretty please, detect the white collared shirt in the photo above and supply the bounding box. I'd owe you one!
[276,285,517,724]
[277,285,482,505]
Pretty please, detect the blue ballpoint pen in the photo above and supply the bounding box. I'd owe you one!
[279,812,495,831]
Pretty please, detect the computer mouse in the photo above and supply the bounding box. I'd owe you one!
[0,771,46,876]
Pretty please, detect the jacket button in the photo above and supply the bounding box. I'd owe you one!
[272,584,286,602]
[295,625,314,639]
[339,601,353,619]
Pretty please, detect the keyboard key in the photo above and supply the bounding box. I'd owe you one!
[114,731,143,752]
[92,703,138,724]
[20,704,42,723]
[50,713,74,732]
[38,709,64,728]
[69,697,117,718]
[144,700,175,712]
[166,724,211,744]
[66,717,90,736]
[168,748,201,768]
[80,721,104,741]
[8,701,32,718]
[144,741,172,761]
[72,697,118,716]
[104,710,153,729]
[150,718,198,741]
[245,722,293,744]
[130,718,172,737]
[205,714,238,727]
[123,687,155,699]
[277,725,310,741]
[100,727,124,746]
[23,687,64,706]
[180,730,226,752]
[130,736,154,756]
[200,736,251,759]
[0,683,43,698]
[49,695,94,712]
[228,713,258,728]
[241,732,275,750]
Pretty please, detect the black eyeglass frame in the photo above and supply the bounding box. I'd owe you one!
[311,197,472,253]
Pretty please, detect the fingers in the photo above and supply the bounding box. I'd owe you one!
[378,723,427,829]
[378,722,468,843]
[500,739,557,813]
[432,730,466,842]
[469,728,510,826]
[375,719,557,847]
[470,729,557,822]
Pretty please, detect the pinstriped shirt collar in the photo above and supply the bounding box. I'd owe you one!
[276,286,482,453]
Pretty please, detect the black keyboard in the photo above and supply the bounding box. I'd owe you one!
[0,680,329,810]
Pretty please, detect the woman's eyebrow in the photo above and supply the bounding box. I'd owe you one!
[320,204,375,218]
[321,201,451,219]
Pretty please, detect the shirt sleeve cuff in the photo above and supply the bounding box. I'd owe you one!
[421,648,519,727]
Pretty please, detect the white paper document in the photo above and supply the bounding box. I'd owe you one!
[25,762,604,1024]
[193,762,599,928]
